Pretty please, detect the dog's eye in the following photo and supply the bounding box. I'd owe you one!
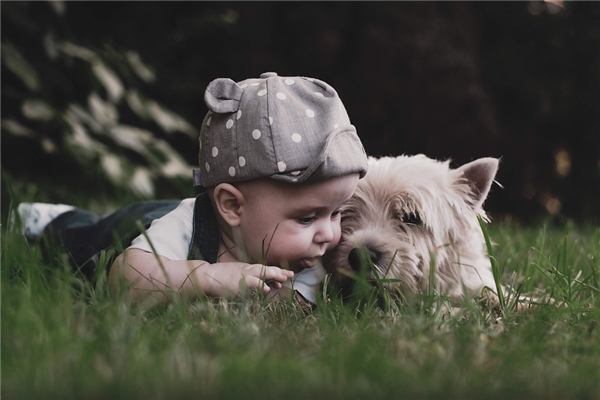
[401,212,422,226]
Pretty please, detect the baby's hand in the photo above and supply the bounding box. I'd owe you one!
[199,262,293,298]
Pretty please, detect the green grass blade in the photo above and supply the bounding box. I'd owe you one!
[478,215,505,309]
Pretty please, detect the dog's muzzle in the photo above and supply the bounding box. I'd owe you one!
[348,246,382,272]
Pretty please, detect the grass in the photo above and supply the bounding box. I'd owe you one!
[2,198,599,399]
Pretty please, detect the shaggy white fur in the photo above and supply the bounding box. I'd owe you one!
[324,154,500,299]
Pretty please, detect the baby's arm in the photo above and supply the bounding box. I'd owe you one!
[109,249,293,304]
[107,199,292,304]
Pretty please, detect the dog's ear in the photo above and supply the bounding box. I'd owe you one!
[456,158,499,209]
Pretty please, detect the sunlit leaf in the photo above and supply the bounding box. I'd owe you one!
[126,89,148,119]
[146,100,197,137]
[153,140,193,178]
[64,113,105,155]
[100,153,124,183]
[129,167,155,198]
[48,0,66,16]
[43,33,60,60]
[22,99,54,121]
[67,104,103,133]
[41,138,57,154]
[109,125,153,155]
[1,42,40,91]
[58,41,96,61]
[92,61,124,103]
[2,119,35,137]
[88,92,119,128]
[126,51,156,83]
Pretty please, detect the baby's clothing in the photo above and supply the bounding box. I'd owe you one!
[33,200,182,278]
[128,198,195,260]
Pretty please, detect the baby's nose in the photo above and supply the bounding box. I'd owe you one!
[315,221,335,243]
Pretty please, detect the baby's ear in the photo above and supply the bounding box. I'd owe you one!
[213,183,244,226]
[455,158,500,210]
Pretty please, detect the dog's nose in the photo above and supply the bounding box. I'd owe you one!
[349,247,381,271]
[348,248,361,270]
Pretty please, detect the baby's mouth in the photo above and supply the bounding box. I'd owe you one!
[299,256,321,269]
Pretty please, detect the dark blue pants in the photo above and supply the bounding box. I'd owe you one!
[40,200,181,279]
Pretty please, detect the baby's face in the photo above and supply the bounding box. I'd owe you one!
[236,174,359,273]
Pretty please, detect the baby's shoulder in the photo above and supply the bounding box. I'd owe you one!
[169,198,196,219]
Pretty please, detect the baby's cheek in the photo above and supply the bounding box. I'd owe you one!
[327,226,343,250]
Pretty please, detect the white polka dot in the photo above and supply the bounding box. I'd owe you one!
[269,117,273,125]
[291,171,301,176]
[229,166,236,177]
[277,161,286,172]
[292,178,298,182]
[314,92,324,97]
[306,78,314,82]
[276,92,286,100]
[239,83,248,89]
[306,109,315,118]
[285,79,295,85]
[252,129,261,139]
[226,119,233,129]
[237,110,242,120]
[239,156,246,167]
[258,89,267,96]
[205,162,210,172]
[291,133,302,143]
[334,124,339,129]
[251,82,259,86]
[212,147,218,157]
[207,116,212,126]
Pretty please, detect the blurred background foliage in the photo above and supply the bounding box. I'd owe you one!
[1,1,599,223]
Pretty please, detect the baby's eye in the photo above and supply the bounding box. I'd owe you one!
[297,216,316,225]
[331,210,341,219]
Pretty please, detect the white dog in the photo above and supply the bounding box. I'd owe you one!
[324,154,501,302]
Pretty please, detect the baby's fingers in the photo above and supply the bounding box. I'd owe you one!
[241,265,292,294]
[255,265,294,282]
[268,281,283,289]
[242,275,271,293]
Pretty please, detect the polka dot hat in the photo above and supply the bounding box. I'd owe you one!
[193,72,368,187]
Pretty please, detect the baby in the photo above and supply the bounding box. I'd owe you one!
[18,72,368,307]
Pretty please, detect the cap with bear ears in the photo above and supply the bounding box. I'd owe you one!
[194,72,368,188]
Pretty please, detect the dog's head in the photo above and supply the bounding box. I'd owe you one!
[323,154,499,298]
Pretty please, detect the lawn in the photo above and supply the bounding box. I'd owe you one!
[2,201,599,399]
